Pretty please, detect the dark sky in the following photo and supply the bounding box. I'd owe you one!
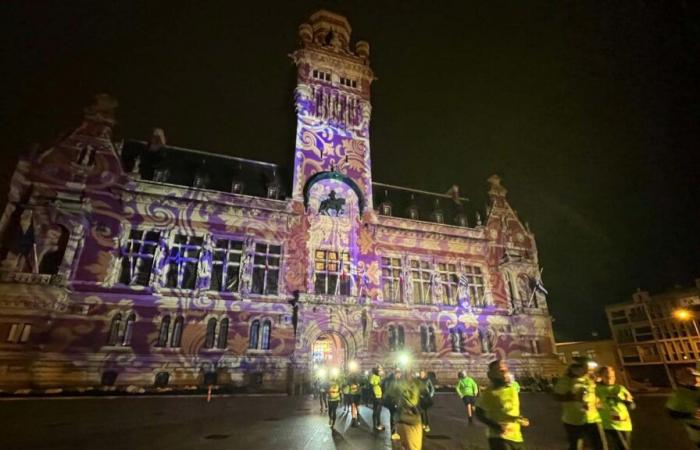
[2,1,699,341]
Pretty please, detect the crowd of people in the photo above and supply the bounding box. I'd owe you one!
[311,356,700,450]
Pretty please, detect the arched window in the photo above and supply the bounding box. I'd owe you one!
[261,320,272,350]
[428,326,437,352]
[217,318,229,349]
[249,320,260,349]
[450,328,462,353]
[204,318,217,349]
[397,325,405,350]
[122,313,136,346]
[388,325,397,351]
[107,313,122,346]
[420,326,428,353]
[157,315,171,347]
[170,316,184,348]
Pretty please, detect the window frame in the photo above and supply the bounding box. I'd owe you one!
[381,256,402,303]
[119,228,162,287]
[164,234,204,290]
[251,243,282,296]
[409,259,432,305]
[313,249,350,296]
[210,237,245,293]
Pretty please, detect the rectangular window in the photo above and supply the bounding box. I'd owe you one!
[464,266,486,306]
[381,257,402,303]
[251,243,281,295]
[437,263,459,305]
[210,238,244,292]
[6,323,30,344]
[634,326,653,342]
[165,235,203,289]
[410,260,432,304]
[119,229,161,286]
[314,249,350,295]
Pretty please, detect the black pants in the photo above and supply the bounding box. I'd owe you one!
[419,398,432,427]
[328,400,339,425]
[563,423,608,450]
[372,398,383,428]
[488,438,526,450]
[387,404,397,434]
[319,392,328,410]
[604,429,631,450]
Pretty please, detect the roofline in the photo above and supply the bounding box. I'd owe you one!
[373,181,470,203]
[127,140,280,169]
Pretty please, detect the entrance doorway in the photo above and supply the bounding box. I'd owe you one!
[312,333,346,370]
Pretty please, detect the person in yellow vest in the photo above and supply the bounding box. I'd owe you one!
[666,366,700,448]
[595,366,634,450]
[475,360,529,450]
[370,367,385,431]
[554,356,607,450]
[342,379,351,412]
[349,377,361,427]
[327,377,342,428]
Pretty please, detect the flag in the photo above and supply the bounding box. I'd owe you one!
[531,277,548,296]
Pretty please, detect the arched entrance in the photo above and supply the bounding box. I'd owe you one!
[312,333,346,370]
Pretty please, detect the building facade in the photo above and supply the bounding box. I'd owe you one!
[556,340,627,385]
[0,10,560,391]
[606,281,700,387]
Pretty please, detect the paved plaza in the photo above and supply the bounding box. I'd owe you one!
[0,392,691,450]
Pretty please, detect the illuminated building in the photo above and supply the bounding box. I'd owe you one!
[0,10,560,391]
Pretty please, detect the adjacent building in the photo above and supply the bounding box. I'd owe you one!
[556,339,626,385]
[606,280,700,387]
[0,10,561,391]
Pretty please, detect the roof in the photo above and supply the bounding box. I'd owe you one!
[121,140,289,199]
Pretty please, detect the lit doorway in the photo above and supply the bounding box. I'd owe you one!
[312,333,346,370]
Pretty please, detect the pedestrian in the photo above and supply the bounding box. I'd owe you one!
[384,368,402,440]
[553,356,607,450]
[349,377,361,427]
[595,366,634,450]
[370,367,385,431]
[319,377,329,413]
[475,360,529,450]
[327,377,341,428]
[456,370,479,423]
[342,378,351,412]
[395,370,423,450]
[666,366,700,448]
[417,370,435,433]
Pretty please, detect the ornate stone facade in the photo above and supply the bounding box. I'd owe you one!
[0,10,561,391]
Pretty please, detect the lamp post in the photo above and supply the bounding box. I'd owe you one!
[673,308,700,337]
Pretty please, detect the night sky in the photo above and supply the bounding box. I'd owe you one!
[2,1,699,341]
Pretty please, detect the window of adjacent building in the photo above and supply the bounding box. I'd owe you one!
[251,243,281,295]
[381,257,402,303]
[464,266,486,306]
[634,326,653,342]
[248,319,272,350]
[313,249,350,296]
[312,69,331,82]
[119,229,161,286]
[616,328,633,343]
[410,260,432,305]
[156,315,184,348]
[421,325,437,352]
[6,323,31,344]
[165,235,203,289]
[437,263,459,306]
[210,238,244,292]
[610,309,628,325]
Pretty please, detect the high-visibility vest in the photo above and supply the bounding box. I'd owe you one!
[350,383,360,395]
[328,384,341,401]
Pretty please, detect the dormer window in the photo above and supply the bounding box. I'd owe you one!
[153,168,170,183]
[434,212,444,224]
[267,185,279,199]
[408,206,419,220]
[231,180,244,194]
[193,172,209,189]
[456,214,468,227]
[381,203,392,216]
[340,77,357,88]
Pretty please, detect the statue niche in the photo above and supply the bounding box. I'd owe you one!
[318,190,346,217]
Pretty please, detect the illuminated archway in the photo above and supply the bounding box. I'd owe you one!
[312,332,347,371]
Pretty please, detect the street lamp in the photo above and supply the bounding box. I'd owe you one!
[673,308,700,336]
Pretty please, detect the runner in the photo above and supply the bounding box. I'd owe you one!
[554,356,607,450]
[370,367,385,431]
[595,366,634,450]
[418,370,435,433]
[475,360,529,450]
[456,370,479,423]
[327,377,341,428]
